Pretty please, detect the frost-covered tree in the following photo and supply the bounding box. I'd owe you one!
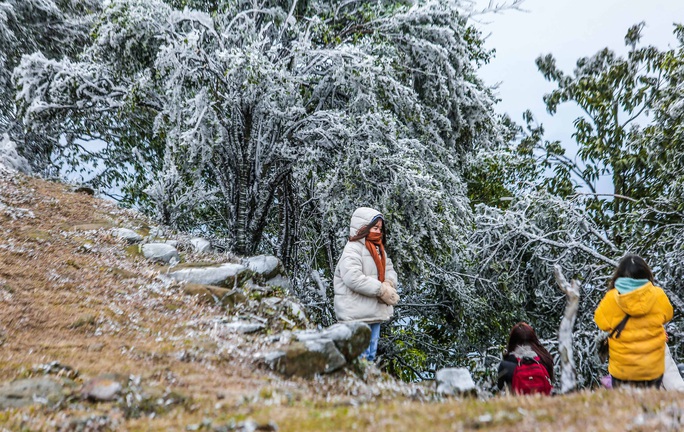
[0,0,102,172]
[536,23,674,237]
[470,191,623,388]
[14,0,502,378]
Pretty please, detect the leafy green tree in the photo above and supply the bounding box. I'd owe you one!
[535,23,671,240]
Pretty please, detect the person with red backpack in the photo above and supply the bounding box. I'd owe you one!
[497,322,554,395]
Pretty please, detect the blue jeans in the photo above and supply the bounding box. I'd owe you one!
[361,323,381,361]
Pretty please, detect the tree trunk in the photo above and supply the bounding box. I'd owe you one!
[277,176,298,270]
[553,264,581,394]
[234,107,253,255]
[234,165,251,255]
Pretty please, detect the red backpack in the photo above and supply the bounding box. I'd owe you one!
[511,355,552,395]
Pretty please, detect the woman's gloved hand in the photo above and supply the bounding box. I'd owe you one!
[378,281,400,306]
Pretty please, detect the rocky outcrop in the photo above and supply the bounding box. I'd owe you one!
[167,263,252,287]
[190,237,212,253]
[263,322,371,378]
[110,228,142,244]
[299,322,371,362]
[142,243,180,264]
[435,367,477,395]
[81,374,125,401]
[0,378,67,409]
[264,339,345,378]
[245,255,284,281]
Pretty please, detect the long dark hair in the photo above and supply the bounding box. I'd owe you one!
[349,215,386,244]
[505,322,554,380]
[609,254,654,289]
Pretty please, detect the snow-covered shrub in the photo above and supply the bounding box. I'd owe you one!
[0,133,29,173]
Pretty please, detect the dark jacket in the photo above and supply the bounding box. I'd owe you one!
[497,345,554,390]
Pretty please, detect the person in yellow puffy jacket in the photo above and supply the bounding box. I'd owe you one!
[594,254,674,388]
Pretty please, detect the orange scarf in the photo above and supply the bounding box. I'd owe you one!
[365,232,386,282]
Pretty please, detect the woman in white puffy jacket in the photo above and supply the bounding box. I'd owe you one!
[334,207,400,361]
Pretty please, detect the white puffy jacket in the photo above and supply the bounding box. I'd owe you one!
[333,207,398,323]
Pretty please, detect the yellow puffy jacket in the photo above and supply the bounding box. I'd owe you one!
[594,282,673,381]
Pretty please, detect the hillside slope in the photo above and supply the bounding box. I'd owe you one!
[1,171,684,431]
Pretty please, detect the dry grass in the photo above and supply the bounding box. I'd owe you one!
[1,173,684,431]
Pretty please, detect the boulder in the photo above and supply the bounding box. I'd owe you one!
[148,226,168,238]
[110,228,142,244]
[182,284,246,308]
[297,322,370,362]
[81,374,125,401]
[167,263,250,288]
[190,237,212,253]
[142,243,179,264]
[435,367,477,395]
[263,322,370,378]
[245,255,283,280]
[0,378,65,409]
[265,339,346,377]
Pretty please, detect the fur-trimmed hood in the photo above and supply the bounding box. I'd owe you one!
[349,207,383,238]
[510,345,538,359]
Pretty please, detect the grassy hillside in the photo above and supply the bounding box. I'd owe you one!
[1,172,683,431]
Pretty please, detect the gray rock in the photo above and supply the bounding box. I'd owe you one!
[264,275,291,292]
[265,339,346,377]
[318,322,370,362]
[167,263,250,287]
[0,378,65,409]
[142,243,179,264]
[223,321,265,334]
[165,239,178,247]
[435,367,477,395]
[262,322,370,378]
[190,237,212,253]
[245,255,283,280]
[305,339,346,373]
[148,226,167,238]
[110,228,142,244]
[81,375,124,401]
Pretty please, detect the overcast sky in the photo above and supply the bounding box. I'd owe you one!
[470,0,684,191]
